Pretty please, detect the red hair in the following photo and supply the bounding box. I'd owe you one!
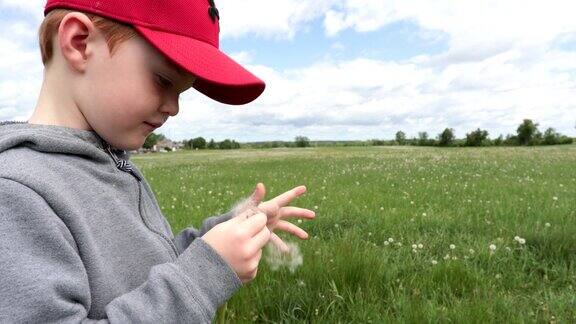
[39,9,138,65]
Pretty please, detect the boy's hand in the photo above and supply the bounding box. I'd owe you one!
[249,183,316,253]
[201,211,270,284]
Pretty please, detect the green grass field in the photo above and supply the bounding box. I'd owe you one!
[131,145,576,323]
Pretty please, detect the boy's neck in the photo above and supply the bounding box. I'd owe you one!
[28,69,93,131]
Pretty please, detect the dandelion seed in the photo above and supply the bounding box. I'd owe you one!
[495,274,502,279]
[431,260,438,265]
[443,254,450,260]
[297,219,302,224]
[388,238,394,243]
[489,244,497,252]
[450,244,456,250]
[380,207,384,210]
[469,249,475,254]
[412,244,418,249]
[514,236,520,241]
[451,256,458,260]
[418,243,423,249]
[265,242,303,273]
[518,238,526,245]
[412,249,418,253]
[368,232,372,236]
[396,242,402,247]
[334,224,339,228]
[505,247,511,252]
[545,222,551,228]
[384,241,390,246]
[314,205,319,210]
[422,212,427,217]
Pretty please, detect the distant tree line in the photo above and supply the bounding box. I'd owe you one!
[145,119,573,151]
[381,119,573,147]
[182,137,241,150]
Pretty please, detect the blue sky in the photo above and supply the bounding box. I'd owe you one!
[1,0,575,142]
[222,19,449,70]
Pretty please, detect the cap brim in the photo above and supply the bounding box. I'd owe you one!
[135,26,265,105]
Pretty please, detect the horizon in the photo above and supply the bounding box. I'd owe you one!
[1,1,575,142]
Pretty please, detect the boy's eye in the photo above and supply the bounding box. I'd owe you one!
[155,74,174,89]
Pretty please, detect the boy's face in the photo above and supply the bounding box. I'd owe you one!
[78,29,196,151]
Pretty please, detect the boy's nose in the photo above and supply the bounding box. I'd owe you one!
[161,96,180,117]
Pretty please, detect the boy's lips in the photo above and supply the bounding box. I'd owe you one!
[144,121,163,129]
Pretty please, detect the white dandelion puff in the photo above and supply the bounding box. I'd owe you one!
[265,241,303,273]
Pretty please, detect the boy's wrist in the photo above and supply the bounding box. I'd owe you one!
[174,238,242,312]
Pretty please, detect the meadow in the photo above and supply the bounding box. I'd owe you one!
[131,145,576,323]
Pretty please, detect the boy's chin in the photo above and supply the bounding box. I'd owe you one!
[112,140,143,152]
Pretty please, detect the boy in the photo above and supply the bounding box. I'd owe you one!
[0,0,315,322]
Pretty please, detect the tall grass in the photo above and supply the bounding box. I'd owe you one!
[132,145,576,323]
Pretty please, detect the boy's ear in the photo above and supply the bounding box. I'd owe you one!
[57,12,97,72]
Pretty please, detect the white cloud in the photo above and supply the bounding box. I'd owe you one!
[1,1,575,142]
[217,0,333,40]
[228,51,254,64]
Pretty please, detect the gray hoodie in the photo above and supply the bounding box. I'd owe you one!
[0,121,242,323]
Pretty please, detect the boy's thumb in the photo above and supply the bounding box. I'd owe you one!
[251,183,266,205]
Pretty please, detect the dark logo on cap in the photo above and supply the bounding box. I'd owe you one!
[208,0,220,22]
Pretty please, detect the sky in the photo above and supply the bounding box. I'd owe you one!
[1,0,575,142]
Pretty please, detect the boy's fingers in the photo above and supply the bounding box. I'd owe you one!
[270,185,307,207]
[279,206,316,220]
[249,226,271,251]
[250,183,266,205]
[232,208,253,222]
[270,233,290,253]
[275,220,309,240]
[241,212,268,237]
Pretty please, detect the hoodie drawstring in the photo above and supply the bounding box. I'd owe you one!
[104,143,142,182]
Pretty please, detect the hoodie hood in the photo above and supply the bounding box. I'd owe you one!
[0,121,141,180]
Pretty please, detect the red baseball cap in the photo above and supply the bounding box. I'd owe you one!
[44,0,266,105]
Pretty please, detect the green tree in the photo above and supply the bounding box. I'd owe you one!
[437,128,455,147]
[219,139,231,149]
[191,137,207,149]
[143,133,166,149]
[418,132,429,146]
[395,131,406,145]
[493,135,504,146]
[465,128,489,146]
[295,136,310,148]
[517,119,539,145]
[543,128,560,145]
[207,139,217,149]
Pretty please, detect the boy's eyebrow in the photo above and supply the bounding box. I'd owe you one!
[161,57,187,77]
